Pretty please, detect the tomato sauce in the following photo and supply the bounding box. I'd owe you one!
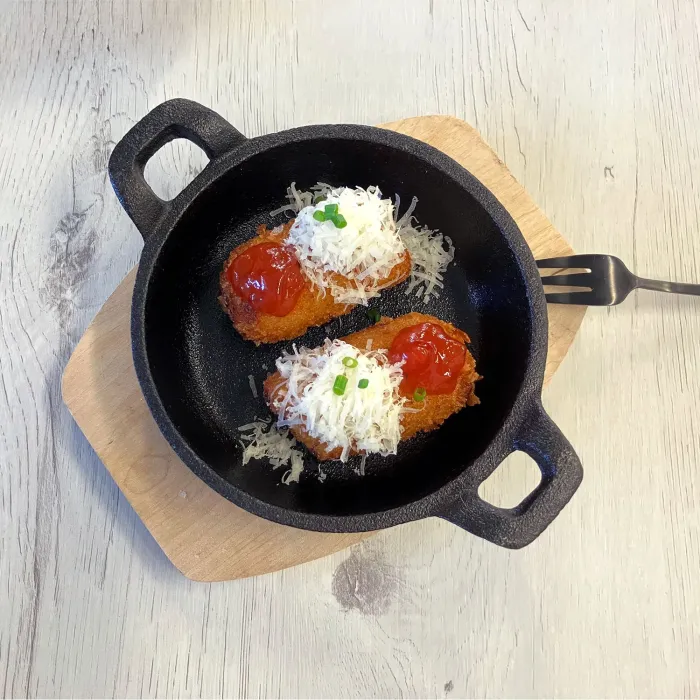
[388,322,466,395]
[227,242,305,316]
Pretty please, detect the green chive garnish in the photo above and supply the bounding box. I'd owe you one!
[358,378,369,389]
[413,387,427,402]
[367,308,380,323]
[333,375,348,396]
[333,214,347,228]
[324,203,339,216]
[313,210,326,222]
[342,357,358,368]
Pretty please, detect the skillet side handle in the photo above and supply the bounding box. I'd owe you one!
[108,98,247,240]
[439,401,583,549]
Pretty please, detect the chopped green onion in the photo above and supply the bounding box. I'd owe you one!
[342,357,358,368]
[333,214,347,228]
[358,378,369,389]
[324,203,339,216]
[366,308,380,323]
[313,194,325,204]
[313,210,326,222]
[333,375,348,396]
[413,387,427,402]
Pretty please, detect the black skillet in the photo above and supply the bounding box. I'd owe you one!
[108,98,582,548]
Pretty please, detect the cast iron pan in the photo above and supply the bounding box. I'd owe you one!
[108,99,583,548]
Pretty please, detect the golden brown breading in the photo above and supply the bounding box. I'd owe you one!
[263,312,480,460]
[219,223,412,345]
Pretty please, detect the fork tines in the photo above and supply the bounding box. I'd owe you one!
[536,256,596,304]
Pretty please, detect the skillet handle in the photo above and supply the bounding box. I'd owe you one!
[439,401,583,549]
[108,98,247,239]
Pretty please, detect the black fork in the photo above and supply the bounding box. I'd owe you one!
[537,254,700,305]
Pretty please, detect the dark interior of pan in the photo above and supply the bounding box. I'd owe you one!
[143,137,533,516]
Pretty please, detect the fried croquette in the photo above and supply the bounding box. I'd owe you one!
[263,312,480,461]
[219,223,411,345]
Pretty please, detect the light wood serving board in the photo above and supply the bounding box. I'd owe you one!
[62,116,586,582]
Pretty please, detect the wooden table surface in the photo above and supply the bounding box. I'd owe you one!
[1,1,699,697]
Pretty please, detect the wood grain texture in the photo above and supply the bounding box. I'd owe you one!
[61,114,584,583]
[2,0,700,697]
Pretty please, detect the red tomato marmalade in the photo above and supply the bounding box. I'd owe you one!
[227,242,305,316]
[388,322,467,395]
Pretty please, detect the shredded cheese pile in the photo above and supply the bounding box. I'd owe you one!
[272,182,454,303]
[272,339,406,462]
[238,419,304,484]
[270,181,333,216]
[395,194,456,303]
[284,186,406,306]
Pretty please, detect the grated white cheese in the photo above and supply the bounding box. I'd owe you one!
[281,451,304,485]
[359,455,367,476]
[238,418,304,484]
[272,182,454,304]
[272,339,407,462]
[248,374,258,398]
[285,186,406,306]
[395,195,455,302]
[270,181,333,216]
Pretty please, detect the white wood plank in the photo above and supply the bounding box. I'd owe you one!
[1,0,699,696]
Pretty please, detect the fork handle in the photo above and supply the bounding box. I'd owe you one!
[635,277,700,297]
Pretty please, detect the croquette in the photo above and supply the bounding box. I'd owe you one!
[263,312,480,460]
[219,223,412,345]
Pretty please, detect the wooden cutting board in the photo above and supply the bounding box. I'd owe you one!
[62,116,586,582]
